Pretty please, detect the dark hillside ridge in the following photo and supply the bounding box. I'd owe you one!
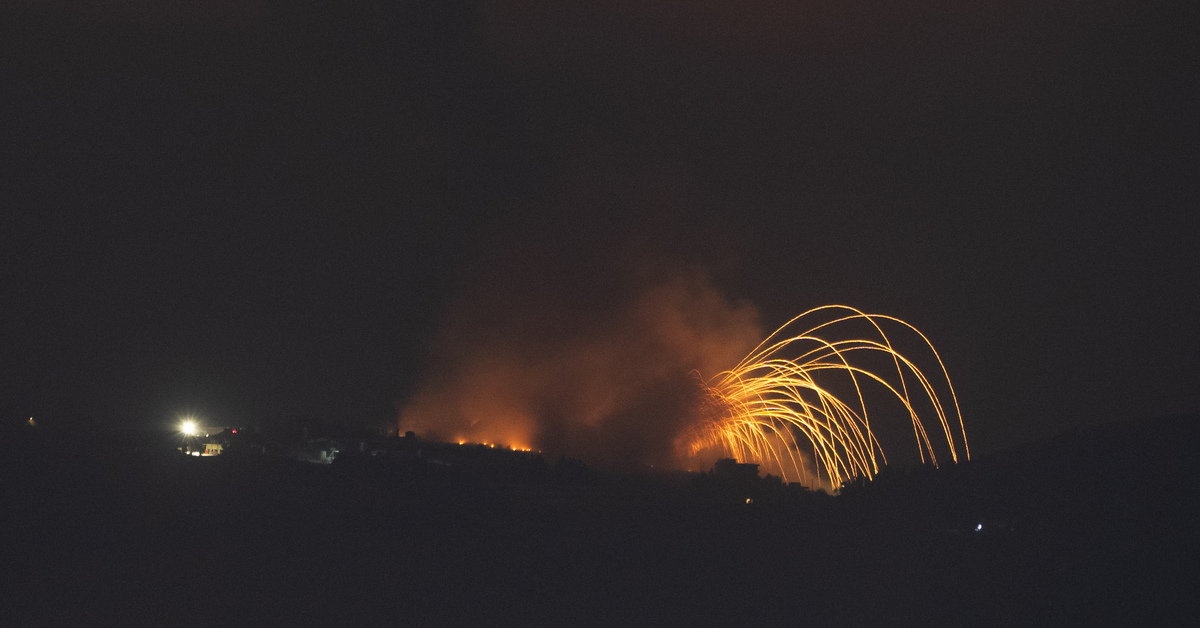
[4,412,1197,625]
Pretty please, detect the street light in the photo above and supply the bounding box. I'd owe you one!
[181,420,198,436]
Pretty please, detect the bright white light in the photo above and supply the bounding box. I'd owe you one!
[975,523,983,532]
[181,420,198,436]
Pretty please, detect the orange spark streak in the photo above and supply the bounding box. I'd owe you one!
[683,305,969,490]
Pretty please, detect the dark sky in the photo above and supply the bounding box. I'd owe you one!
[3,0,1197,461]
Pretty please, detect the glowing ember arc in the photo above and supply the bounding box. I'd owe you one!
[684,305,969,489]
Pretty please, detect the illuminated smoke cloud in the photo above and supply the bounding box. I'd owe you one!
[399,269,762,471]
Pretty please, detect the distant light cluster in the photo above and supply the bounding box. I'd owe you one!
[455,438,536,453]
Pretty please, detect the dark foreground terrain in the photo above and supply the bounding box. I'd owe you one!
[4,415,1198,626]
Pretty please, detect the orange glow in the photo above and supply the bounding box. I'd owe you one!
[398,274,764,473]
[683,305,969,490]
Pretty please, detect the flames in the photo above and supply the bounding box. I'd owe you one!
[401,271,968,488]
[682,305,969,490]
[398,273,763,470]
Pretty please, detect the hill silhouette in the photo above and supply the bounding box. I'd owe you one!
[4,413,1197,625]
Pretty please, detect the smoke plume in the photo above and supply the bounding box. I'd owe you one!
[399,266,761,472]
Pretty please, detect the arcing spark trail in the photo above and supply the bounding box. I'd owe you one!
[684,306,968,489]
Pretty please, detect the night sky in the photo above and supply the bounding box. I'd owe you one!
[3,0,1197,463]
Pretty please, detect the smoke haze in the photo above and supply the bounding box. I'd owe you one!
[399,265,762,471]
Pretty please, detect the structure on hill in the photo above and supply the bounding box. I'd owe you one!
[712,458,760,482]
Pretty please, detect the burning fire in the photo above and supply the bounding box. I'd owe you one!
[682,305,969,489]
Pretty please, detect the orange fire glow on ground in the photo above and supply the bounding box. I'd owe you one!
[399,277,967,486]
